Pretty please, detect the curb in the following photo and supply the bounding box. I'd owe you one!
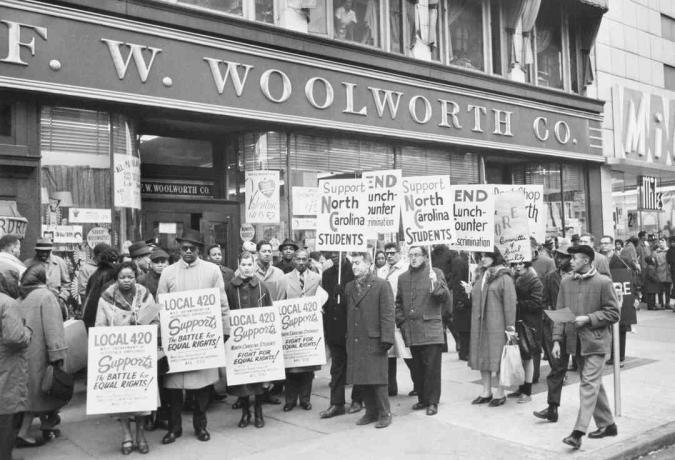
[577,421,675,460]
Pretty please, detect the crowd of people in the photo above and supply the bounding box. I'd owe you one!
[0,226,662,458]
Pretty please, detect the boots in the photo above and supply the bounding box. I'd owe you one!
[238,397,250,428]
[254,395,265,428]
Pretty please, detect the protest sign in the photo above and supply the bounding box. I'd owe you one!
[449,185,495,252]
[68,208,112,224]
[362,169,402,235]
[42,225,83,244]
[611,268,637,325]
[316,178,368,251]
[401,175,453,245]
[494,191,532,263]
[494,185,546,244]
[113,154,141,209]
[225,306,286,386]
[275,296,326,368]
[157,288,226,373]
[86,325,158,415]
[245,170,280,223]
[292,187,319,215]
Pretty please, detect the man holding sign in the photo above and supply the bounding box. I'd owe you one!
[157,229,230,445]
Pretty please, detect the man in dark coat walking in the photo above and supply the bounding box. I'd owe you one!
[449,251,470,361]
[346,252,395,428]
[319,253,362,418]
[396,246,452,416]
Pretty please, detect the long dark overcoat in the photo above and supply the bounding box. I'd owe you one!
[345,274,394,385]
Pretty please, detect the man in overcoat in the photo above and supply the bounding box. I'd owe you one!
[553,245,620,450]
[395,246,451,416]
[346,252,395,428]
[157,229,230,444]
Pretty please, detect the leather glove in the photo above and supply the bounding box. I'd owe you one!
[379,342,393,352]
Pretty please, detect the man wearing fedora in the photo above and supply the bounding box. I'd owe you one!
[553,245,620,450]
[276,239,299,274]
[129,240,152,276]
[157,229,230,444]
[24,238,69,317]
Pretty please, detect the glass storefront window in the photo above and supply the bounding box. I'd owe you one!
[139,136,213,167]
[448,0,483,70]
[512,161,563,238]
[334,0,380,46]
[534,0,563,89]
[562,163,587,236]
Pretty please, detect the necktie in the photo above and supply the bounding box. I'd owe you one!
[299,272,304,292]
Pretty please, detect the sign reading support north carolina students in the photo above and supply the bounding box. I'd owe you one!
[401,175,453,245]
[316,178,368,251]
[86,325,158,415]
[362,169,403,235]
[449,185,495,252]
[157,288,226,373]
[494,191,532,263]
[225,306,286,385]
[275,296,326,368]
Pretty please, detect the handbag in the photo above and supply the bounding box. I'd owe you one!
[63,319,87,374]
[499,333,525,388]
[515,320,538,361]
[39,304,74,401]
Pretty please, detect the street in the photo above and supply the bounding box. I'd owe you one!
[18,309,675,460]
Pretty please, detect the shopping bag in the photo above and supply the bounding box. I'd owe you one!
[499,341,525,388]
[388,328,412,359]
[63,319,87,374]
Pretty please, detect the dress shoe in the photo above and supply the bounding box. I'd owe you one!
[355,414,378,425]
[412,402,427,410]
[300,402,312,410]
[161,430,182,445]
[320,405,346,419]
[471,395,493,405]
[195,428,210,442]
[488,397,506,407]
[588,424,618,439]
[283,403,296,412]
[408,390,418,396]
[426,404,438,416]
[533,406,558,422]
[375,413,392,428]
[347,401,363,414]
[563,433,582,449]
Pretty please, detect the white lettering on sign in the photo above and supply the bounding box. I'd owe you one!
[203,58,253,96]
[342,82,367,116]
[305,77,334,110]
[368,87,403,119]
[260,69,292,103]
[0,20,47,65]
[101,39,161,83]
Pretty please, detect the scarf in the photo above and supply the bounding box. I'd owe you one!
[573,267,596,280]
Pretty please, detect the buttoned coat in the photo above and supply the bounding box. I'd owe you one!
[346,274,394,385]
[552,270,620,356]
[395,264,452,347]
[322,260,354,346]
[0,293,31,415]
[469,267,517,373]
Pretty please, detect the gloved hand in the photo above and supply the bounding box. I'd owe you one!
[379,342,393,352]
[334,285,344,300]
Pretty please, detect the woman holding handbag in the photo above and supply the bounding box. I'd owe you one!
[508,261,543,404]
[95,261,158,455]
[16,263,68,448]
[466,247,517,408]
[225,251,274,428]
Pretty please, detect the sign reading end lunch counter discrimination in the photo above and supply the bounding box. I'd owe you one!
[225,306,285,386]
[157,288,226,373]
[275,296,326,368]
[86,325,158,415]
[401,175,454,245]
[316,178,368,251]
[449,185,495,252]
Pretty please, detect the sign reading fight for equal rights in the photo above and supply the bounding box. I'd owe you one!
[362,169,402,235]
[449,185,495,252]
[275,296,326,368]
[401,175,454,245]
[86,325,158,415]
[157,288,226,373]
[316,178,368,251]
[225,306,286,386]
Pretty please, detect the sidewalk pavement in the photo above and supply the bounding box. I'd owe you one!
[20,309,675,460]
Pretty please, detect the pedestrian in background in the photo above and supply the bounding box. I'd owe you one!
[0,235,25,299]
[467,247,517,408]
[82,245,119,329]
[138,248,169,301]
[654,237,672,309]
[643,256,660,310]
[530,237,555,280]
[206,244,235,286]
[449,251,471,361]
[16,263,68,448]
[24,239,70,319]
[374,250,386,271]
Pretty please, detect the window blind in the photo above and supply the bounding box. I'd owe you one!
[40,106,110,157]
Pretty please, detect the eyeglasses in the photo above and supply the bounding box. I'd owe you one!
[180,245,197,253]
[409,253,425,258]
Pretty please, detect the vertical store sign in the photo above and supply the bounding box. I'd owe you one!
[113,155,141,209]
[639,176,660,210]
[400,175,453,245]
[316,178,368,251]
[362,169,403,235]
[245,170,280,223]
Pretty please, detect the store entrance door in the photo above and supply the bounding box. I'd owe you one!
[142,200,239,268]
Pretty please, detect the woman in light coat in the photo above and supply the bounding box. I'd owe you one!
[16,264,67,447]
[467,247,517,408]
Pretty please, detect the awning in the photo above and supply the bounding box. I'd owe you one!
[577,0,608,12]
[606,158,675,178]
[0,200,28,239]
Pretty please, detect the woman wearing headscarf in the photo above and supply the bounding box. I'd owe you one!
[15,263,67,447]
[225,251,273,429]
[467,247,517,407]
[82,245,119,329]
[95,261,157,454]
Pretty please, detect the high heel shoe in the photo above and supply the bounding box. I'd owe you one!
[471,395,493,405]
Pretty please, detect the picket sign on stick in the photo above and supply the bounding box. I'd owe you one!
[337,251,342,304]
[428,244,434,293]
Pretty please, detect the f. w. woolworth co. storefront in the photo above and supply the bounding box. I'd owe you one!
[0,0,608,265]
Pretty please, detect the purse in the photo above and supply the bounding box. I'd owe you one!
[39,304,74,401]
[516,320,538,361]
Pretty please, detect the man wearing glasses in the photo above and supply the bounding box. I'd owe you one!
[376,242,416,397]
[157,229,230,444]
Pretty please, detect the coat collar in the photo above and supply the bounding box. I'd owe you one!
[350,272,374,306]
[231,275,260,288]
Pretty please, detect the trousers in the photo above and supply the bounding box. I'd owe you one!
[387,357,416,395]
[0,413,21,460]
[356,384,390,417]
[410,344,442,406]
[285,371,314,405]
[574,354,615,433]
[328,343,362,406]
[167,387,211,433]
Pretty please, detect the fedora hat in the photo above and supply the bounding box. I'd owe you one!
[279,238,299,251]
[555,238,572,255]
[176,229,204,246]
[128,241,151,258]
[35,238,53,251]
